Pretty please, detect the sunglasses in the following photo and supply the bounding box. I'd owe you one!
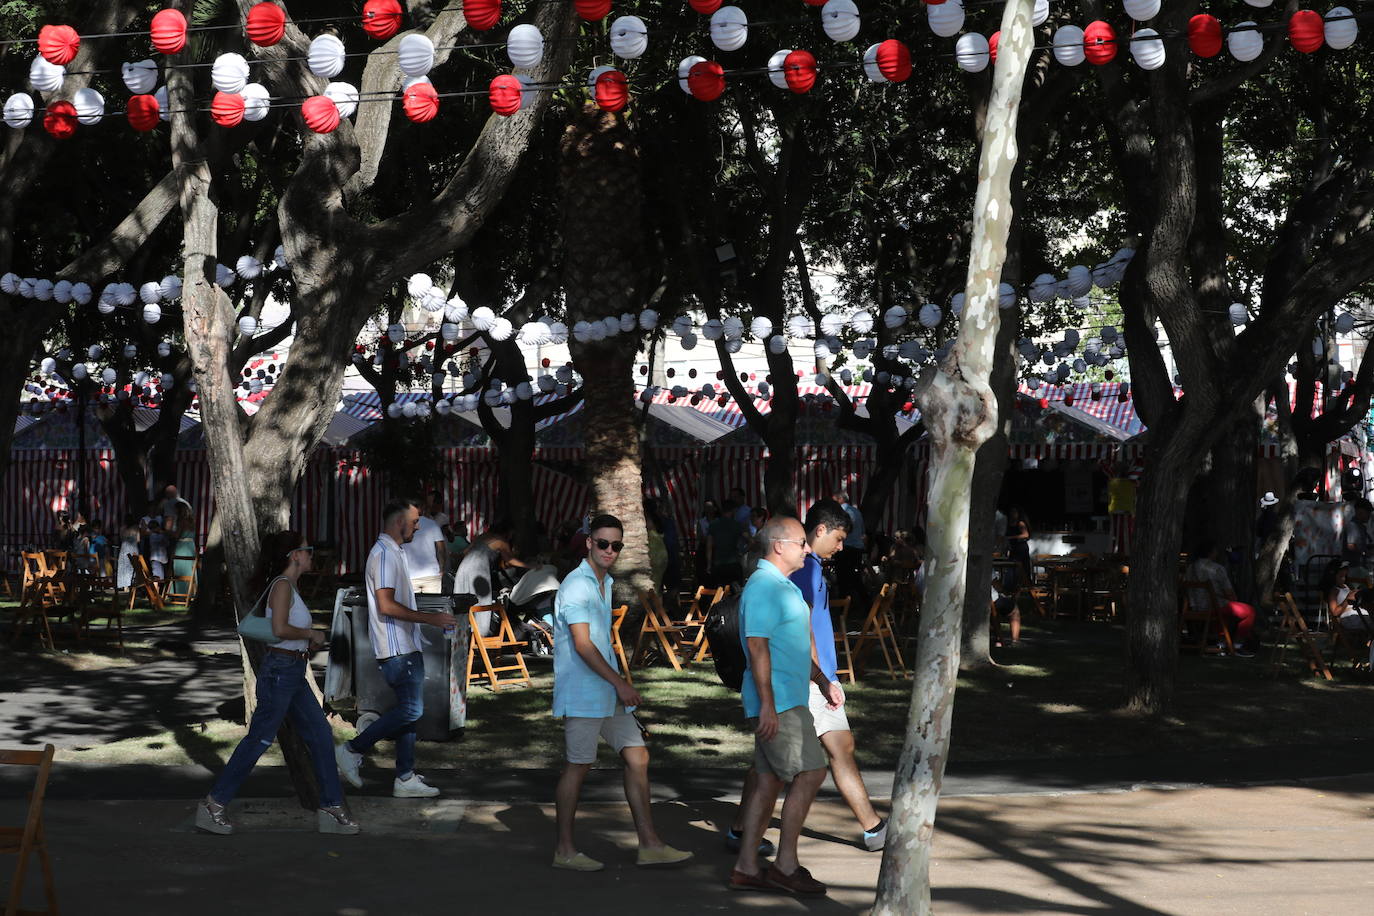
[288,545,315,556]
[592,538,624,552]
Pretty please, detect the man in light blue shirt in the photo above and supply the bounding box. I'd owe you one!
[551,514,691,873]
[728,517,840,897]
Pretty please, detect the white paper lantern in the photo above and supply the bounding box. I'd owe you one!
[1335,311,1355,333]
[151,86,170,123]
[88,345,105,363]
[951,292,967,317]
[1122,0,1160,20]
[1325,7,1358,50]
[3,93,34,129]
[119,60,157,95]
[768,335,786,354]
[862,43,887,83]
[51,280,72,303]
[407,273,434,298]
[1228,22,1263,62]
[850,311,874,335]
[1032,0,1050,27]
[30,278,52,301]
[505,23,545,69]
[709,7,749,52]
[884,305,908,328]
[1073,358,1087,373]
[1243,0,1273,6]
[1131,28,1165,70]
[446,301,469,325]
[28,56,64,93]
[434,398,451,416]
[998,282,1017,309]
[386,322,405,343]
[918,303,942,328]
[242,83,271,122]
[471,306,496,331]
[1065,265,1093,297]
[927,0,966,39]
[1053,26,1086,66]
[767,49,792,89]
[821,0,861,43]
[156,275,179,300]
[678,56,706,94]
[211,53,250,94]
[138,281,161,304]
[70,282,91,304]
[215,264,236,287]
[609,16,648,59]
[955,33,990,72]
[640,309,659,330]
[99,367,116,385]
[723,316,744,339]
[819,312,847,337]
[1063,328,1080,348]
[421,289,446,313]
[142,303,161,324]
[1229,303,1248,326]
[238,315,258,335]
[72,88,105,125]
[747,316,771,338]
[236,255,263,280]
[109,283,134,306]
[17,277,34,298]
[325,82,359,119]
[787,315,814,338]
[71,363,88,381]
[397,33,435,77]
[308,34,346,79]
[602,315,621,337]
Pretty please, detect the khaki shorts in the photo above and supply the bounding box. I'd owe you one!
[808,681,850,737]
[563,706,645,764]
[749,706,827,782]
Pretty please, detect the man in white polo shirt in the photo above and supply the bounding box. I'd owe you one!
[550,513,692,873]
[335,498,456,798]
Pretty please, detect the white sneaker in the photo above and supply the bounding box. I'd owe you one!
[393,773,440,798]
[335,742,363,789]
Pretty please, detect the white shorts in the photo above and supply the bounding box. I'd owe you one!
[808,682,850,737]
[563,706,645,764]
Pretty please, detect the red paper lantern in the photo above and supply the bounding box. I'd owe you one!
[211,91,245,127]
[1288,10,1324,53]
[989,31,1000,65]
[688,0,722,13]
[301,95,340,133]
[465,0,502,31]
[1064,394,1075,406]
[245,2,286,47]
[575,0,611,20]
[37,24,80,66]
[902,401,914,412]
[876,39,912,82]
[1187,14,1222,58]
[783,50,817,94]
[1037,397,1049,409]
[717,395,728,406]
[923,0,947,4]
[362,0,403,39]
[43,101,77,139]
[803,0,826,5]
[687,60,726,102]
[1083,21,1117,65]
[403,82,440,122]
[542,357,551,367]
[126,94,160,131]
[594,69,629,112]
[489,74,523,116]
[150,9,188,55]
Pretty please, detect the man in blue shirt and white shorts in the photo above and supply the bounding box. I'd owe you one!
[550,514,692,873]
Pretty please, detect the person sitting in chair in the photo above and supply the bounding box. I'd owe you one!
[1185,540,1256,658]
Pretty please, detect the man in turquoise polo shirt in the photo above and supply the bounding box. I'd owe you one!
[728,516,840,897]
[550,514,692,873]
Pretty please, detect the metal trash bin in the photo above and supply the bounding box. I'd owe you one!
[324,588,471,741]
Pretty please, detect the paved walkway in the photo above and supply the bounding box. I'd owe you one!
[4,775,1371,914]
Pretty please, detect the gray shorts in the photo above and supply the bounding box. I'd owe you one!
[563,706,645,764]
[749,706,827,782]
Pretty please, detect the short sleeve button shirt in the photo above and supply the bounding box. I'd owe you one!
[365,535,421,659]
[552,560,617,718]
[739,559,813,718]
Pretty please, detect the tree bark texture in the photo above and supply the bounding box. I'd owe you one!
[560,104,655,608]
[874,2,1034,911]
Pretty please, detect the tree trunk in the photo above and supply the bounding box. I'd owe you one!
[874,2,1034,910]
[560,104,654,607]
[169,66,319,810]
[1205,405,1261,602]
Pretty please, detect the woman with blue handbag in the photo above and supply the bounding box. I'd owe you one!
[196,530,360,836]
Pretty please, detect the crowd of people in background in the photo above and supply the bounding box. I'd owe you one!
[47,484,198,597]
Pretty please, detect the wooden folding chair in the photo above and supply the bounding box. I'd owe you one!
[12,553,65,650]
[852,584,907,678]
[1,744,57,916]
[465,604,531,692]
[1179,580,1232,655]
[1086,562,1129,620]
[610,605,632,685]
[1327,603,1374,671]
[632,589,689,671]
[78,579,125,652]
[161,554,198,608]
[1267,592,1332,680]
[829,597,855,685]
[127,555,164,611]
[674,586,726,664]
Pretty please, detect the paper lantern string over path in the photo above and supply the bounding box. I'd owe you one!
[465,0,503,32]
[245,3,286,47]
[362,0,404,39]
[403,82,440,122]
[150,9,188,55]
[37,25,81,66]
[489,74,523,116]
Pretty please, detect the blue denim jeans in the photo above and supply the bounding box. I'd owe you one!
[347,651,424,778]
[210,652,343,807]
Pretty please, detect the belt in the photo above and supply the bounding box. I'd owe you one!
[267,646,310,660]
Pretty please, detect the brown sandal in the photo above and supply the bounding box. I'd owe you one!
[728,869,778,892]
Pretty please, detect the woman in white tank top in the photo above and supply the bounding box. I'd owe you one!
[195,530,360,837]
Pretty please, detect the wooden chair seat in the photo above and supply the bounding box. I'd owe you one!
[672,585,726,664]
[1267,592,1332,680]
[127,555,164,612]
[0,744,57,916]
[852,584,906,678]
[465,604,531,692]
[161,554,199,608]
[632,589,692,671]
